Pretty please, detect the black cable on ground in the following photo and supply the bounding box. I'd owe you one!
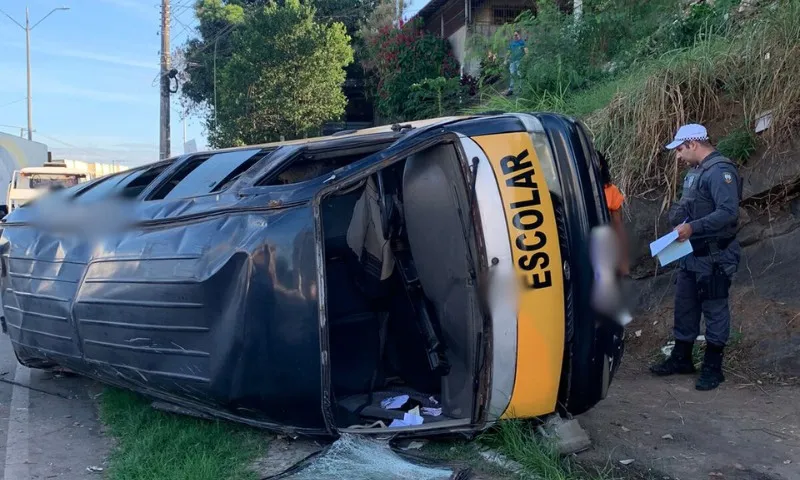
[0,377,73,400]
[259,447,328,480]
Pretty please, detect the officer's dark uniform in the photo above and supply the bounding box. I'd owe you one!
[651,151,742,390]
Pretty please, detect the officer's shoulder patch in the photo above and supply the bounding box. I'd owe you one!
[723,172,733,184]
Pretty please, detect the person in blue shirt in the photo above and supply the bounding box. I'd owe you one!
[505,31,528,96]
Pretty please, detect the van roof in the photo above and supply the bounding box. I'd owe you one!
[187,116,468,157]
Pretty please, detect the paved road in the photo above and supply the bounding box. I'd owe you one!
[0,335,109,480]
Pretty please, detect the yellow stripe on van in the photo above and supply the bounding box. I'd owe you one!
[472,132,565,419]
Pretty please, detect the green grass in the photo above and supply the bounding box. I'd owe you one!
[100,388,267,480]
[423,420,659,479]
[423,420,620,479]
[481,420,614,480]
[467,57,668,119]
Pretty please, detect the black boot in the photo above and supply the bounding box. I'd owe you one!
[696,343,725,391]
[650,339,696,376]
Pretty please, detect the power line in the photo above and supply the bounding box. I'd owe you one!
[32,132,79,149]
[172,0,194,15]
[171,22,194,44]
[170,2,197,42]
[0,98,27,109]
[150,21,239,87]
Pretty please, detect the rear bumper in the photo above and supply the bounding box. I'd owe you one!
[535,113,625,415]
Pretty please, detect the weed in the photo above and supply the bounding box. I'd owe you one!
[100,388,266,480]
[717,127,759,164]
[480,419,616,480]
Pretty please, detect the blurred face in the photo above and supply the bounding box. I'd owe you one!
[675,141,703,166]
[513,32,521,41]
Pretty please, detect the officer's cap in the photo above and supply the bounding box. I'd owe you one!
[665,124,709,150]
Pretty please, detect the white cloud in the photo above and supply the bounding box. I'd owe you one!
[0,39,156,70]
[43,46,156,70]
[0,63,153,104]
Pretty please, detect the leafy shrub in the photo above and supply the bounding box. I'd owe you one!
[361,17,461,121]
[406,77,465,119]
[717,127,758,164]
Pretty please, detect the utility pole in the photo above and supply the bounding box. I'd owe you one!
[213,37,218,129]
[25,8,32,141]
[159,0,171,159]
[0,6,69,142]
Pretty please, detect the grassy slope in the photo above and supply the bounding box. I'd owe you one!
[100,388,266,480]
[471,0,800,200]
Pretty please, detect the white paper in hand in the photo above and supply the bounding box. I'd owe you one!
[650,230,693,266]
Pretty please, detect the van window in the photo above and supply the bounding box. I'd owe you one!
[73,162,171,203]
[147,154,212,200]
[210,150,272,193]
[148,150,262,201]
[122,163,170,198]
[257,143,392,186]
[73,171,138,203]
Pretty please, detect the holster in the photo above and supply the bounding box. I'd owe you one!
[698,263,731,301]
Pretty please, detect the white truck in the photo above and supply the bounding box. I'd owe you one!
[0,132,49,216]
[5,159,129,214]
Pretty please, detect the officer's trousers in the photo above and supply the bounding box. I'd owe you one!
[673,269,731,346]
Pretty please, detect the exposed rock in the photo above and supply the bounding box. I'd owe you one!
[740,143,800,200]
[790,197,800,217]
[538,416,592,455]
[754,334,800,375]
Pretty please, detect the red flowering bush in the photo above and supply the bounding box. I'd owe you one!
[362,18,461,120]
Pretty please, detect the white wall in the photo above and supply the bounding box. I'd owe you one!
[448,25,481,77]
[0,133,49,204]
[448,25,468,75]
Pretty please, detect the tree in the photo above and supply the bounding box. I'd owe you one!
[179,0,247,114]
[180,0,353,146]
[359,11,461,121]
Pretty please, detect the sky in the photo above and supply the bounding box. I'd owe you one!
[0,0,430,167]
[0,0,206,167]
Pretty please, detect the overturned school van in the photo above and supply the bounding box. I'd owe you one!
[0,114,625,436]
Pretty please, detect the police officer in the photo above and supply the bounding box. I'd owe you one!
[650,124,742,391]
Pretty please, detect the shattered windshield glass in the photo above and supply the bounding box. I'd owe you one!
[268,435,462,480]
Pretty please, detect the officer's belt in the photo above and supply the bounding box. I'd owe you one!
[690,236,735,257]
